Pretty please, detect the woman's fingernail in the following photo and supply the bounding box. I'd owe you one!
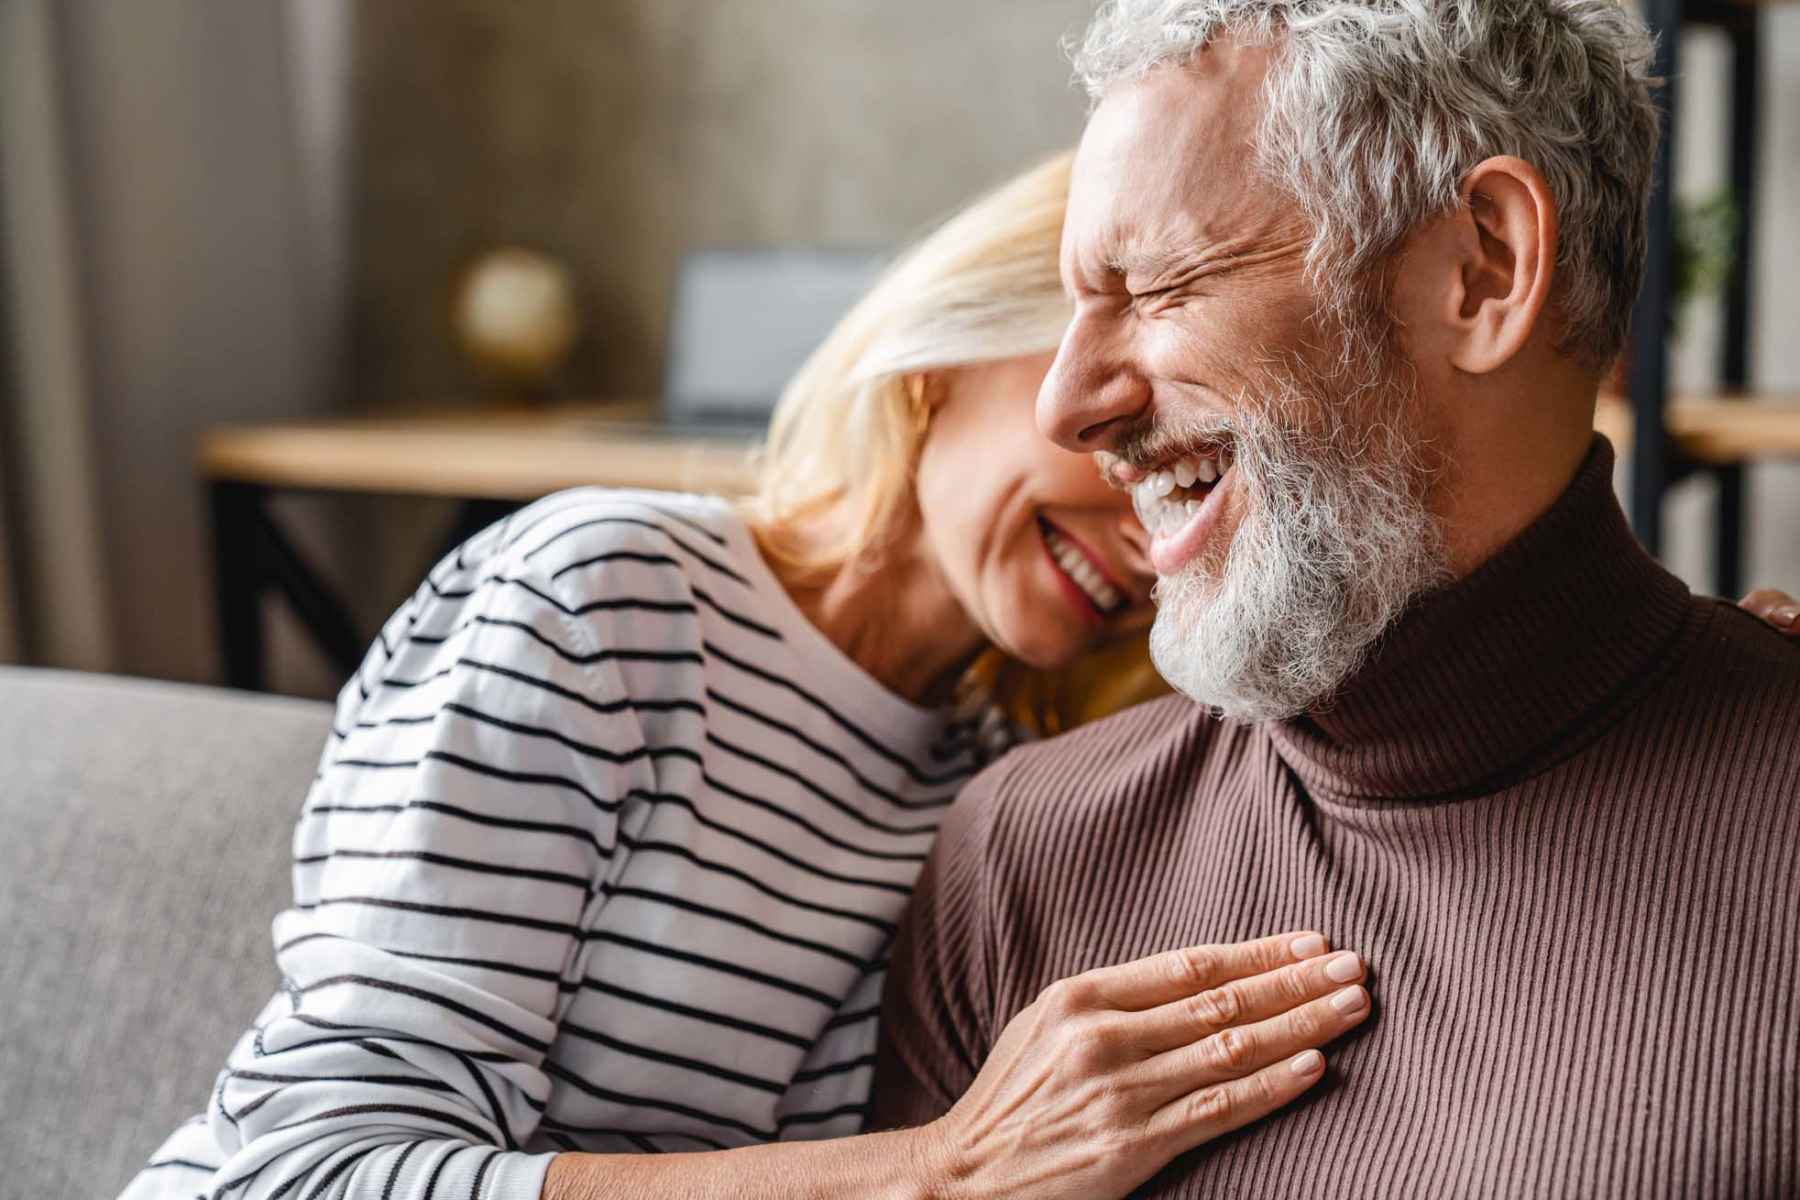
[1290,933,1327,959]
[1776,606,1799,625]
[1331,985,1368,1014]
[1324,951,1362,983]
[1291,1049,1325,1076]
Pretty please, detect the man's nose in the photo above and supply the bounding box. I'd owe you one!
[1036,320,1148,452]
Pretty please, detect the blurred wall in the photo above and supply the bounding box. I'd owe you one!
[0,0,114,671]
[60,0,351,687]
[0,0,351,689]
[349,0,1100,408]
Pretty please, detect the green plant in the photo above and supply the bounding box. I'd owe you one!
[1671,190,1739,327]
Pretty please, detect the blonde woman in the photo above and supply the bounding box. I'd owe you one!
[118,153,1371,1200]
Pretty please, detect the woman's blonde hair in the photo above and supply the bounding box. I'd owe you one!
[743,150,1167,734]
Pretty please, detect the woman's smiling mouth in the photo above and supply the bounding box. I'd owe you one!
[1038,516,1127,619]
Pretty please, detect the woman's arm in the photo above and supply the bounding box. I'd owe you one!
[542,1128,931,1200]
[197,516,648,1200]
[543,935,1370,1200]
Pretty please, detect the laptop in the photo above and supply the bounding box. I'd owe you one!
[658,247,890,435]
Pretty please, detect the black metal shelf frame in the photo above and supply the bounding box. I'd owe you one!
[1630,0,1763,597]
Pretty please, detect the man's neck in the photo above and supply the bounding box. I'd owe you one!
[1429,376,1601,579]
[1269,437,1693,803]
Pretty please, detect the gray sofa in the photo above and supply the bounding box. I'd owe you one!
[0,666,334,1200]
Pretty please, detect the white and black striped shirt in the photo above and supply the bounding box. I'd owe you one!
[122,490,983,1200]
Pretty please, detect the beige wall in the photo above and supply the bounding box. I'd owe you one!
[349,0,1100,408]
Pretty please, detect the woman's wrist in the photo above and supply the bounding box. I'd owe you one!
[831,1124,967,1200]
[892,1122,948,1200]
[538,1125,974,1200]
[895,1118,977,1200]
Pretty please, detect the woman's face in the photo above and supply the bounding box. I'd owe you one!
[914,351,1156,669]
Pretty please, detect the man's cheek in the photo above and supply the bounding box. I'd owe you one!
[1141,326,1245,397]
[1202,488,1252,576]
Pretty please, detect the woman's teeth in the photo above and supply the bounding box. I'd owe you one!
[1133,450,1225,537]
[1043,524,1124,615]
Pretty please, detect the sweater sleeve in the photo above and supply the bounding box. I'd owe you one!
[867,758,1010,1131]
[195,521,657,1200]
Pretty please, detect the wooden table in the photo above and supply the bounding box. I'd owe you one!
[1595,392,1800,465]
[199,403,759,692]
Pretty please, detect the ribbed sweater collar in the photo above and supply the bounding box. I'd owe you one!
[1266,437,1694,804]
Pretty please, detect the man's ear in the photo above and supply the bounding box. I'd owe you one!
[1445,155,1559,375]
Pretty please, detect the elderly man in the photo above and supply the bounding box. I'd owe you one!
[873,1,1800,1195]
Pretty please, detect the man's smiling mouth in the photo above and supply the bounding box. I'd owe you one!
[1130,443,1235,536]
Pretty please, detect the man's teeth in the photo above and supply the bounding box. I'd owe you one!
[1043,525,1123,614]
[1132,451,1225,538]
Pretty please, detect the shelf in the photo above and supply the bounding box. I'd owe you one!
[1596,392,1800,464]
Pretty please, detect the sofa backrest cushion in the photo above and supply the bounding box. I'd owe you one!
[0,667,333,1200]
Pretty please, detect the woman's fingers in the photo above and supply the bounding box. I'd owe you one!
[938,934,1367,1200]
[1739,588,1800,634]
[1147,1050,1330,1157]
[1065,931,1332,1012]
[1135,984,1371,1114]
[1130,948,1366,1054]
[1162,984,1371,1087]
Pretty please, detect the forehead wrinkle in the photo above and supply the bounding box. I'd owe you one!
[1105,223,1256,284]
[1193,232,1314,281]
[1105,241,1188,281]
[1115,211,1315,291]
[1099,208,1215,279]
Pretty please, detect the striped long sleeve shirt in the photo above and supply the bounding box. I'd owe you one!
[121,489,982,1200]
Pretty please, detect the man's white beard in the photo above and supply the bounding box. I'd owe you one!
[1148,352,1447,722]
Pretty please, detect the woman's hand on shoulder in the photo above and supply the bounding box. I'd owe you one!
[915,932,1369,1200]
[1739,588,1800,635]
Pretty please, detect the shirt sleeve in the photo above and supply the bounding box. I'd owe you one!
[867,757,1013,1131]
[198,522,657,1200]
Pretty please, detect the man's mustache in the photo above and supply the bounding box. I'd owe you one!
[1097,412,1242,490]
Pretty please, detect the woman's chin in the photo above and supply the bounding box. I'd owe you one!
[994,629,1091,673]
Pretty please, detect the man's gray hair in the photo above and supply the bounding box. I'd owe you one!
[1071,0,1660,369]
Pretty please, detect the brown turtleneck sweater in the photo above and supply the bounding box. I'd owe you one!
[872,439,1800,1198]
